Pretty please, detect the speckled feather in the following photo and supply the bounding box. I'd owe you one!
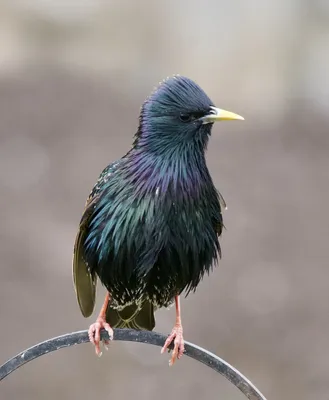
[73,76,225,323]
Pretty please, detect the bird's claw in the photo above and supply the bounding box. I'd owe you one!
[161,324,185,366]
[88,317,113,357]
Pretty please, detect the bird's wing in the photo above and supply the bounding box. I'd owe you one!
[72,161,120,318]
[72,194,99,318]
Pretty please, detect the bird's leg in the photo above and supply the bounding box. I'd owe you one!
[161,295,185,366]
[88,292,114,357]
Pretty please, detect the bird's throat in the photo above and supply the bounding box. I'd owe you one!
[126,145,210,199]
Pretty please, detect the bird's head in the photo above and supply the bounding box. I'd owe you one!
[136,75,244,153]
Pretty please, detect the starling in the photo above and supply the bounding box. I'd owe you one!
[73,75,244,365]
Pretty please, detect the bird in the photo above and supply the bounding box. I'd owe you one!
[72,75,244,366]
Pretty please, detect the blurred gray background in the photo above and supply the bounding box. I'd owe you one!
[1,1,329,399]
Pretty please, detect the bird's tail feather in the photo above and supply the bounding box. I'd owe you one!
[105,300,155,331]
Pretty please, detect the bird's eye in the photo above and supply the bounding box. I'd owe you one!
[179,113,192,122]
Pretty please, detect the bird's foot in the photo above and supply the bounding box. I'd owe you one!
[161,323,185,366]
[88,317,113,357]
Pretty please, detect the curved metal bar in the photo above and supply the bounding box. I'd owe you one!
[0,329,267,400]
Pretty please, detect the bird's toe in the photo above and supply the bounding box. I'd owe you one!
[88,317,113,357]
[161,324,185,366]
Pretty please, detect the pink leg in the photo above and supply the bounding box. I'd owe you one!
[161,295,185,366]
[88,292,114,357]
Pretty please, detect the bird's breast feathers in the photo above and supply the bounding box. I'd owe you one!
[85,173,222,259]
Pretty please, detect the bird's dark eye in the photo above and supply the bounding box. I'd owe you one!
[179,113,192,122]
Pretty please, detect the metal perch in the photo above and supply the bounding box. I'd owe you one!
[0,329,267,400]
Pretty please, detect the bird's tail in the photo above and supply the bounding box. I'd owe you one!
[105,300,155,331]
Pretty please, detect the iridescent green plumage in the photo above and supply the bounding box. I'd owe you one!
[73,76,237,331]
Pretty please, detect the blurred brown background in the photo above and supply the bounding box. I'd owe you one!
[1,1,329,399]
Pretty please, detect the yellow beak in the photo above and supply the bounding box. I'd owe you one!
[201,106,244,124]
